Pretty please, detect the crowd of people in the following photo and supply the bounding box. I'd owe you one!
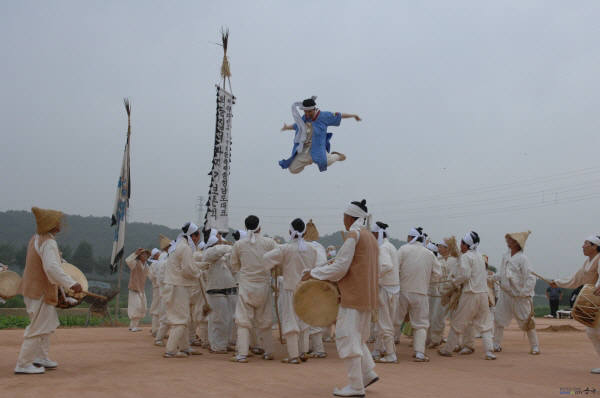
[10,204,600,397]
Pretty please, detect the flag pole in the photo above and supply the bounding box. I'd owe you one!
[113,98,131,324]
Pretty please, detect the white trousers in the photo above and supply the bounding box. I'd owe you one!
[447,292,493,353]
[376,288,399,355]
[335,307,376,391]
[16,334,51,368]
[428,296,447,345]
[207,294,236,351]
[16,297,59,368]
[397,292,429,353]
[127,290,147,326]
[288,146,342,174]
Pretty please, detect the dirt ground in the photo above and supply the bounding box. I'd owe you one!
[1,318,598,398]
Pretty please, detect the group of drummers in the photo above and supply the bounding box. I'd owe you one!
[5,204,600,397]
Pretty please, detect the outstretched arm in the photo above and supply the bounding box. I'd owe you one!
[281,123,295,131]
[341,113,361,121]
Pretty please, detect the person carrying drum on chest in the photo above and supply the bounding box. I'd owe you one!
[15,207,83,374]
[302,199,379,398]
[264,218,318,364]
[550,234,600,374]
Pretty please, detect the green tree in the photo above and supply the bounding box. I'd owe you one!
[15,245,27,267]
[72,241,95,274]
[0,243,16,265]
[59,244,73,262]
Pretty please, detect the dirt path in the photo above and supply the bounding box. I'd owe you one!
[1,318,597,398]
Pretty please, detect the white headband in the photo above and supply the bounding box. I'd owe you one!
[237,230,248,240]
[408,228,421,244]
[151,248,160,257]
[205,228,219,248]
[371,224,385,246]
[438,241,448,248]
[462,232,479,251]
[586,235,600,247]
[289,223,307,251]
[300,95,318,110]
[344,203,371,229]
[426,242,439,253]
[247,220,261,243]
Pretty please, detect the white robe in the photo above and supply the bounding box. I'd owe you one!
[17,235,76,368]
[230,234,277,329]
[376,239,400,355]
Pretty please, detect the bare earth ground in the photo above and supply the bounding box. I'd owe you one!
[0,318,598,398]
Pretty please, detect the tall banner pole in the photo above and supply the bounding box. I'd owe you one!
[111,98,132,323]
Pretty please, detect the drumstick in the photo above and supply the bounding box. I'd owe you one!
[530,271,553,285]
[83,291,108,301]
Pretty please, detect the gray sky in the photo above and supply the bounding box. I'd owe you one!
[1,1,599,279]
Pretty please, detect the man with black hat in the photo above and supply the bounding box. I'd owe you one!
[279,96,361,174]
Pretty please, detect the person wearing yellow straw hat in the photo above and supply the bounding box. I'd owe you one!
[438,231,496,360]
[125,248,151,332]
[264,218,318,364]
[550,234,600,374]
[15,207,82,374]
[396,227,443,362]
[302,199,379,397]
[490,230,540,355]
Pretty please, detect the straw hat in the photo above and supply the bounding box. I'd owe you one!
[505,230,531,250]
[32,206,64,234]
[304,219,319,242]
[0,270,22,300]
[159,234,171,251]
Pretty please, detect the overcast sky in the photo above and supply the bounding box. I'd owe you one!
[1,1,599,279]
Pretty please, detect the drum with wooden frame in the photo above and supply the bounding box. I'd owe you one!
[56,262,88,309]
[294,280,340,327]
[572,284,600,328]
[0,270,22,300]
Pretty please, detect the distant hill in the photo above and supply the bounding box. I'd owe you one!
[0,210,180,268]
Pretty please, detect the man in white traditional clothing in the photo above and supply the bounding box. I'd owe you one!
[428,237,458,348]
[163,222,203,358]
[148,248,162,336]
[15,207,82,374]
[303,199,379,397]
[425,241,449,349]
[369,221,400,364]
[439,231,496,360]
[202,228,237,353]
[264,218,318,364]
[301,219,329,358]
[396,227,442,362]
[125,248,150,332]
[230,215,278,363]
[492,231,540,355]
[550,234,600,374]
[154,237,172,346]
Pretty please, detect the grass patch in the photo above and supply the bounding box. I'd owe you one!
[0,314,132,329]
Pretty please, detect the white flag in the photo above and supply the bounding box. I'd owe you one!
[110,100,132,272]
[205,86,234,233]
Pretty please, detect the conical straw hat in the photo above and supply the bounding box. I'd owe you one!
[0,270,22,299]
[505,230,531,250]
[304,219,319,242]
[159,234,171,251]
[32,207,64,234]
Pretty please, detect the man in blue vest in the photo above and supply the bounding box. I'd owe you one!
[279,97,361,174]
